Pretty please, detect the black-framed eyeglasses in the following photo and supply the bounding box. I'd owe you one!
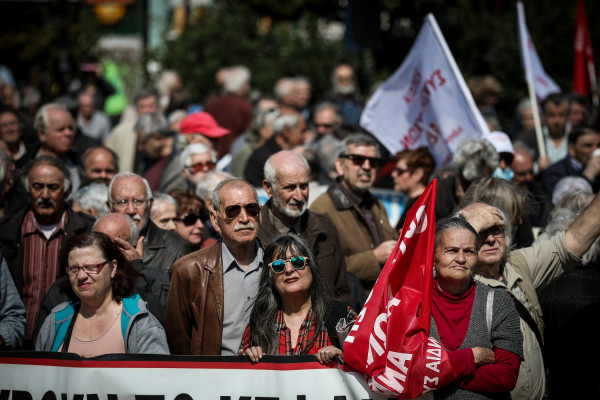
[339,154,381,169]
[179,213,205,226]
[268,256,309,274]
[66,260,110,276]
[186,161,217,174]
[223,203,261,219]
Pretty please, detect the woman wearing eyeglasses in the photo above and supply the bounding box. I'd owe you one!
[391,147,436,231]
[35,232,169,356]
[170,190,216,252]
[238,234,356,364]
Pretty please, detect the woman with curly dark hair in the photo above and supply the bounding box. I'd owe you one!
[35,232,169,356]
[238,234,356,364]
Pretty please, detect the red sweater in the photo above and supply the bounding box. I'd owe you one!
[432,282,520,393]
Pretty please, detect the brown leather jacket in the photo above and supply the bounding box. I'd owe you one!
[165,242,224,355]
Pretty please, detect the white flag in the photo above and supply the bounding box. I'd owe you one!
[517,2,560,101]
[359,13,488,166]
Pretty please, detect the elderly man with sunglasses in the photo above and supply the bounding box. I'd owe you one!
[311,133,397,296]
[107,172,190,272]
[166,178,264,355]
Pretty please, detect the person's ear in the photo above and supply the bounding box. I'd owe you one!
[262,179,273,197]
[209,209,221,233]
[110,259,118,278]
[334,158,344,177]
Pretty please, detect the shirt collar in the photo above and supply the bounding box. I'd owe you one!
[22,208,68,236]
[222,240,264,273]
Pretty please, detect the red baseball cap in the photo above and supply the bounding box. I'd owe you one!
[180,112,230,138]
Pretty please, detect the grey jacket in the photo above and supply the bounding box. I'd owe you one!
[35,294,169,354]
[0,257,26,349]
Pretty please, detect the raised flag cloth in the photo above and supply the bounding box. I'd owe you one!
[359,13,487,167]
[572,0,597,98]
[517,1,561,101]
[343,179,456,399]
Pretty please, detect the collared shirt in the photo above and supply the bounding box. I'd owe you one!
[21,209,68,339]
[221,240,263,355]
[337,179,381,246]
[239,307,331,355]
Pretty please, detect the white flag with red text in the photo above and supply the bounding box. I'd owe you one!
[343,180,456,399]
[517,2,561,101]
[359,13,488,167]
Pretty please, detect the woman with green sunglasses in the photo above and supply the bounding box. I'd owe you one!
[238,234,356,364]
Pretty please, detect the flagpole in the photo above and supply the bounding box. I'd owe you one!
[517,2,547,159]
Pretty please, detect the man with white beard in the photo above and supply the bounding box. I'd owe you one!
[258,151,351,304]
[107,172,189,271]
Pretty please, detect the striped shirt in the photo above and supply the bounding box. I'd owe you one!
[21,210,68,340]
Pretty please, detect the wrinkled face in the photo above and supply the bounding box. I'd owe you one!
[569,102,587,128]
[544,102,568,137]
[183,152,216,185]
[434,228,477,288]
[151,201,178,231]
[109,177,152,230]
[39,108,75,156]
[271,246,313,298]
[175,211,205,247]
[314,107,337,137]
[68,246,116,305]
[28,164,67,222]
[570,132,600,165]
[210,183,261,247]
[269,164,309,219]
[136,96,158,116]
[477,224,506,269]
[335,144,378,195]
[511,150,535,190]
[85,148,117,181]
[0,111,21,145]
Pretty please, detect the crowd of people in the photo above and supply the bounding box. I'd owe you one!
[1,62,600,399]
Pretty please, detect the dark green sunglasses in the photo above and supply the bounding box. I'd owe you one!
[268,256,309,274]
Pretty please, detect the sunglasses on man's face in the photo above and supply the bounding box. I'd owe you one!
[339,154,382,169]
[186,161,217,174]
[268,256,309,274]
[223,203,261,219]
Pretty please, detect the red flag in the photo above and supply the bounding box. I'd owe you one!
[572,0,596,96]
[343,179,456,398]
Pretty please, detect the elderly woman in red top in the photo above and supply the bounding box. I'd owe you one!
[239,234,355,364]
[431,217,523,399]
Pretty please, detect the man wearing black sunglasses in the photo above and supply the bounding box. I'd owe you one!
[311,133,397,298]
[166,178,263,355]
[259,151,351,305]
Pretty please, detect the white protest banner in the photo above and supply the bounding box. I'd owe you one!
[0,353,394,400]
[517,1,561,101]
[359,13,488,167]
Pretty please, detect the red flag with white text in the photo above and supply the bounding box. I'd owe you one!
[572,0,596,97]
[344,179,456,398]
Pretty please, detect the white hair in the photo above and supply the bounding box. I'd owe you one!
[272,114,300,136]
[195,170,232,201]
[224,65,251,94]
[151,193,178,218]
[108,172,152,205]
[179,143,217,170]
[34,103,68,133]
[72,183,109,218]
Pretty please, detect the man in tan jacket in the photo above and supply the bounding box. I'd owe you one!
[310,133,397,295]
